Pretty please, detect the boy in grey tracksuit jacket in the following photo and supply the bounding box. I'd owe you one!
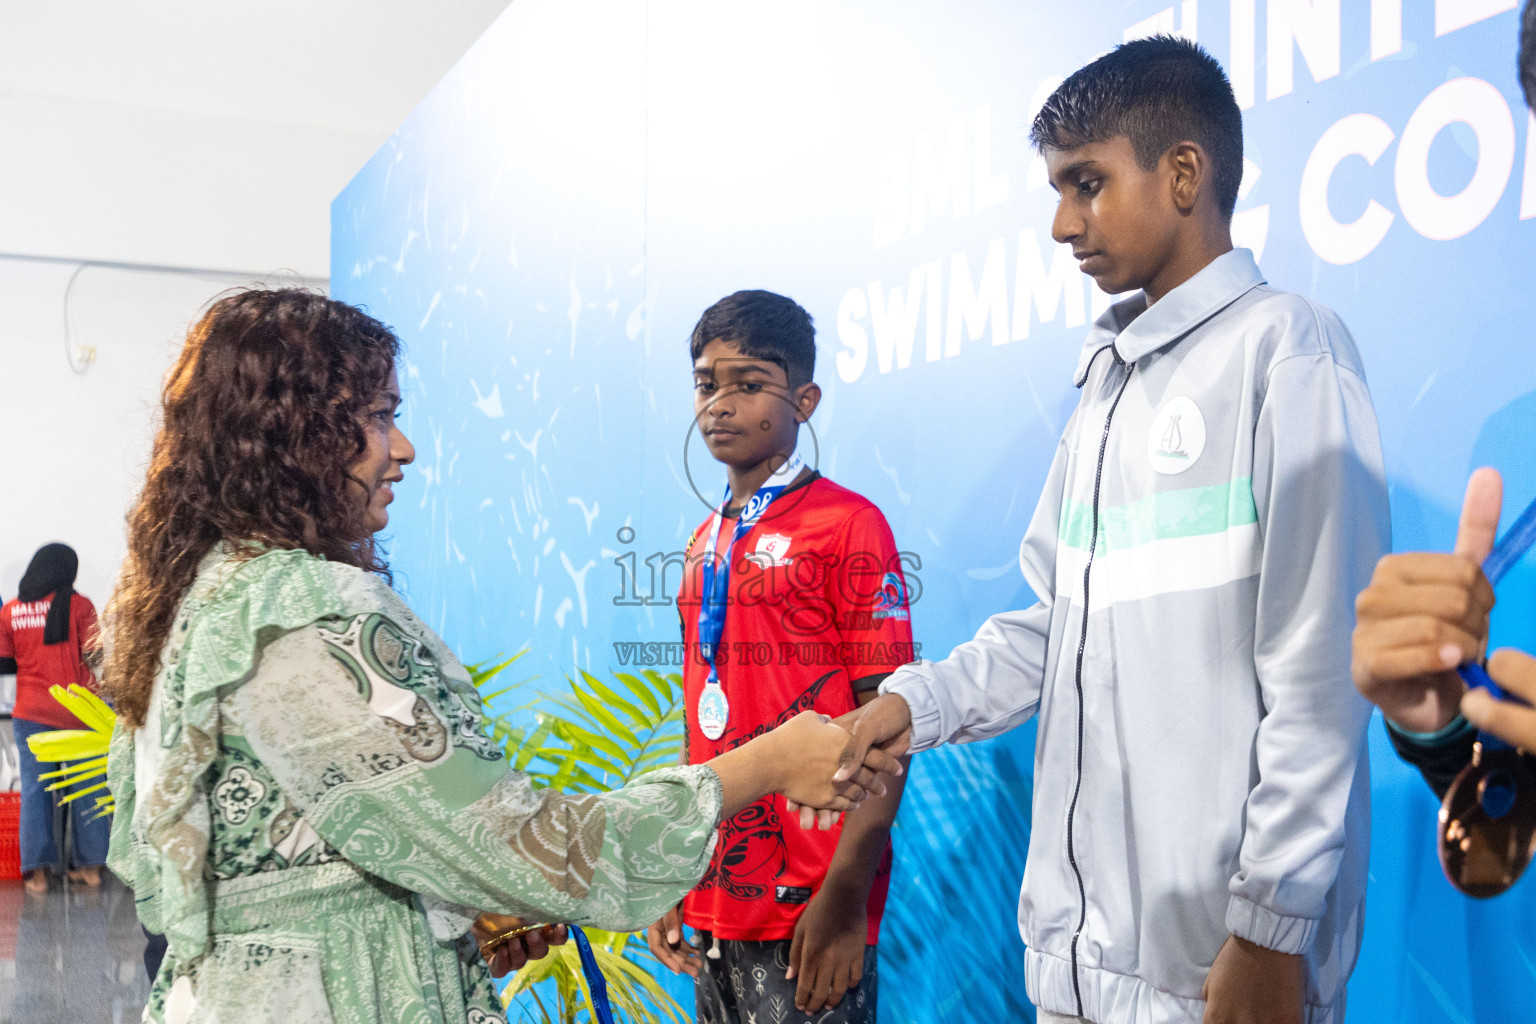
[884,247,1387,1023]
[845,40,1390,1024]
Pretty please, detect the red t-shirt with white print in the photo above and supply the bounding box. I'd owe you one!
[0,593,100,729]
[677,473,915,942]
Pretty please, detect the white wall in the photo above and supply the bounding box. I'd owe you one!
[0,95,371,280]
[0,258,264,606]
[0,0,512,279]
[0,0,513,606]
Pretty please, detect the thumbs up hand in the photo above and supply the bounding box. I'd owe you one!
[1351,468,1500,733]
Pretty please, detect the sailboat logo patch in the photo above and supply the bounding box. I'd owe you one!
[1148,396,1206,475]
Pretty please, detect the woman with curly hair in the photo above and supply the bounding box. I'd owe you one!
[104,289,894,1024]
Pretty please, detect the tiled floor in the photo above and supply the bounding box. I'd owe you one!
[0,872,149,1023]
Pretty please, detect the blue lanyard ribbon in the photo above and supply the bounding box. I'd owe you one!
[1458,490,1536,749]
[696,451,805,682]
[568,925,615,1024]
[1482,492,1536,588]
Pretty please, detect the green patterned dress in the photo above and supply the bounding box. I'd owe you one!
[107,546,723,1024]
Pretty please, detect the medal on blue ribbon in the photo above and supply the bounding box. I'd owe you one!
[695,449,805,740]
[1441,489,1536,896]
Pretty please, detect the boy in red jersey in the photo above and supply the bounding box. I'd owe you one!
[645,290,915,1022]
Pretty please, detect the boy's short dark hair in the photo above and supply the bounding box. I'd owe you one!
[1521,0,1536,111]
[689,290,816,388]
[1030,35,1244,219]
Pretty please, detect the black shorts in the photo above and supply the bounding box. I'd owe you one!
[693,931,878,1024]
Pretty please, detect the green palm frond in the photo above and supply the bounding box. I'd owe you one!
[469,650,531,689]
[499,929,688,1024]
[474,660,691,1024]
[507,669,685,794]
[26,684,116,817]
[468,651,545,756]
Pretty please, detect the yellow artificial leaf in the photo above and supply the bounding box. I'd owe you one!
[26,684,117,816]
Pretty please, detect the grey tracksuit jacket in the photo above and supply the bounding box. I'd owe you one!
[883,249,1390,1024]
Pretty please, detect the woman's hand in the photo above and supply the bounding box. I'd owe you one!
[471,913,568,978]
[769,711,902,814]
[787,695,916,830]
[708,711,903,823]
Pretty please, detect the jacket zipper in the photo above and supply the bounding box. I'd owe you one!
[1066,350,1134,1017]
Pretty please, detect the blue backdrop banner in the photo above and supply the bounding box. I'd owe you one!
[333,2,1536,1020]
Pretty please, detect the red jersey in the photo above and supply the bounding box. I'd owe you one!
[0,593,100,729]
[678,473,915,942]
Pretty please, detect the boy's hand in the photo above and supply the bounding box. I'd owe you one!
[1201,935,1305,1024]
[1352,468,1500,732]
[832,694,913,780]
[645,903,701,977]
[770,711,899,812]
[784,696,914,830]
[1463,648,1536,750]
[787,887,867,1013]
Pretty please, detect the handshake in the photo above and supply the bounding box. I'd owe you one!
[472,695,916,977]
[721,694,916,831]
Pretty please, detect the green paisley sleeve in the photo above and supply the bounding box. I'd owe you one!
[223,615,722,932]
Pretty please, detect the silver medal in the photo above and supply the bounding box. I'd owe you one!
[698,680,730,740]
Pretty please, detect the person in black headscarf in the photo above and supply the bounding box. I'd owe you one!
[0,543,109,893]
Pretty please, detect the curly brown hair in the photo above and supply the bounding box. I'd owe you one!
[104,289,401,728]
